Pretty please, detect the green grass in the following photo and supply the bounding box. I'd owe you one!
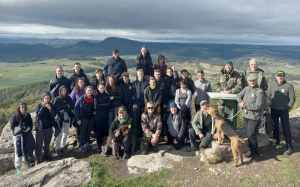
[84,154,172,187]
[238,175,258,187]
[278,158,300,185]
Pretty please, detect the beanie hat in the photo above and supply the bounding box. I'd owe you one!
[224,60,233,67]
[169,102,177,108]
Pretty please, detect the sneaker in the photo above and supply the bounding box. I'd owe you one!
[61,146,71,154]
[35,158,41,165]
[186,146,197,152]
[85,144,92,151]
[141,151,148,155]
[123,153,130,159]
[284,147,294,156]
[56,149,63,157]
[16,166,21,174]
[243,151,252,158]
[80,146,88,153]
[250,155,260,163]
[44,154,52,161]
[96,144,101,152]
[152,146,158,153]
[272,140,280,147]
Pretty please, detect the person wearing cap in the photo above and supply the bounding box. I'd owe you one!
[194,69,212,112]
[242,58,268,92]
[140,101,162,154]
[267,70,295,155]
[188,100,216,151]
[215,60,243,116]
[105,106,133,159]
[162,102,187,150]
[236,73,265,162]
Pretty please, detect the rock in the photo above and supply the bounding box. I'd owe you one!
[289,109,300,137]
[0,153,14,174]
[127,145,196,173]
[0,157,92,187]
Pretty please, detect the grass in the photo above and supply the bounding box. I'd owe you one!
[84,154,173,187]
[278,158,300,185]
[238,175,258,187]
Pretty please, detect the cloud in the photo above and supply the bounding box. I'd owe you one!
[0,0,299,44]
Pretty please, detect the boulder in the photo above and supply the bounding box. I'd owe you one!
[0,157,92,187]
[0,153,14,174]
[289,108,300,137]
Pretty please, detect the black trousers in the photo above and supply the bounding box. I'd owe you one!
[271,109,293,148]
[80,118,94,147]
[133,104,144,137]
[166,131,185,150]
[35,127,53,158]
[94,118,109,145]
[243,118,260,156]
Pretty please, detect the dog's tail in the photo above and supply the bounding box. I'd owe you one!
[238,138,248,143]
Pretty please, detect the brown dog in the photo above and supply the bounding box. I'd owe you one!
[205,107,246,167]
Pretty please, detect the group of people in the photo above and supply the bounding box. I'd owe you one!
[10,46,296,174]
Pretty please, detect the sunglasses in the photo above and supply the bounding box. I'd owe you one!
[147,107,154,110]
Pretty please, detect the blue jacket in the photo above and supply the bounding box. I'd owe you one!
[103,57,127,79]
[75,94,95,122]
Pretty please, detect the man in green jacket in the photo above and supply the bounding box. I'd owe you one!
[267,70,295,155]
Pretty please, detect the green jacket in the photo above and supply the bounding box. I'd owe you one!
[236,85,265,120]
[242,68,268,92]
[109,115,133,139]
[191,109,215,135]
[215,68,243,94]
[267,80,295,110]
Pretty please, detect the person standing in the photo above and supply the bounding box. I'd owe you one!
[154,54,167,79]
[68,62,90,89]
[237,73,265,162]
[194,70,211,112]
[48,67,71,102]
[91,69,106,92]
[179,69,195,94]
[120,72,134,117]
[162,67,179,110]
[136,45,153,81]
[144,77,162,114]
[35,92,56,164]
[267,70,295,155]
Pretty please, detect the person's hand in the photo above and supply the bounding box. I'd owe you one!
[60,110,64,113]
[264,109,270,114]
[110,96,114,100]
[41,102,47,107]
[221,91,229,94]
[133,104,138,109]
[46,104,51,110]
[24,127,30,132]
[163,136,168,142]
[238,101,245,108]
[112,139,116,144]
[172,66,175,71]
[163,104,167,108]
[199,133,204,139]
[173,139,178,144]
[213,133,218,140]
[114,130,120,137]
[77,120,81,125]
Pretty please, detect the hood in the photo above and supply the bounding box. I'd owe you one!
[58,85,68,97]
[42,91,52,101]
[73,68,84,75]
[140,50,151,57]
[221,68,234,75]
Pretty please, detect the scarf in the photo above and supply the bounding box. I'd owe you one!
[118,114,129,125]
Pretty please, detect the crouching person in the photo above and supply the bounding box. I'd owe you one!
[141,101,162,155]
[10,103,35,174]
[54,86,74,156]
[35,92,56,164]
[103,106,133,159]
[162,102,187,150]
[187,100,216,151]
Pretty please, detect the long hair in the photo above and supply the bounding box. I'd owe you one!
[75,77,86,94]
[15,103,28,122]
[155,54,166,66]
[105,75,116,94]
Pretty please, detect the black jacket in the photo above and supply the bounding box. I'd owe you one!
[106,86,123,108]
[68,68,90,88]
[162,110,187,142]
[48,75,71,101]
[132,79,149,106]
[179,77,195,94]
[163,71,179,104]
[136,51,153,76]
[103,57,127,79]
[121,81,134,107]
[91,75,106,90]
[144,86,162,109]
[94,92,111,120]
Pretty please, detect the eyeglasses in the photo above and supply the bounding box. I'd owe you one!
[147,107,154,110]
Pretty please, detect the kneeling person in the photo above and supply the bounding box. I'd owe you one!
[141,102,162,154]
[188,100,216,150]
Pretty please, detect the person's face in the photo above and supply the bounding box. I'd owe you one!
[137,71,144,79]
[113,52,119,59]
[56,68,63,77]
[198,73,204,80]
[248,79,258,87]
[180,82,187,89]
[123,76,129,84]
[20,105,26,114]
[200,103,208,111]
[276,75,285,84]
[141,47,147,56]
[158,57,164,65]
[149,80,156,87]
[61,88,67,97]
[224,64,232,72]
[98,85,105,93]
[74,65,81,74]
[96,71,103,78]
[147,104,155,113]
[86,87,93,96]
[166,69,173,77]
[181,72,188,78]
[154,72,161,80]
[118,110,127,119]
[170,107,178,115]
[249,61,258,71]
[108,77,114,86]
[43,95,51,104]
[78,80,84,88]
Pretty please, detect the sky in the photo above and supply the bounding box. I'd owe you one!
[0,0,299,45]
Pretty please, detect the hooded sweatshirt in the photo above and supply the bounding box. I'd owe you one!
[68,68,90,89]
[54,86,74,126]
[136,50,153,76]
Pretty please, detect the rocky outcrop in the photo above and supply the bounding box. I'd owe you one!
[0,157,92,187]
[288,108,300,137]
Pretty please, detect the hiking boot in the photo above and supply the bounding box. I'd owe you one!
[85,144,92,151]
[152,146,158,153]
[243,151,252,158]
[61,146,71,154]
[29,156,35,164]
[284,147,294,156]
[16,166,21,174]
[80,146,88,153]
[250,155,260,163]
[97,144,101,152]
[272,140,280,147]
[186,146,197,152]
[123,153,130,159]
[56,148,63,157]
[44,154,52,161]
[76,138,80,147]
[141,151,148,155]
[35,158,41,165]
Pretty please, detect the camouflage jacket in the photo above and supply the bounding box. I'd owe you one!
[141,112,162,138]
[242,68,268,92]
[215,68,243,94]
